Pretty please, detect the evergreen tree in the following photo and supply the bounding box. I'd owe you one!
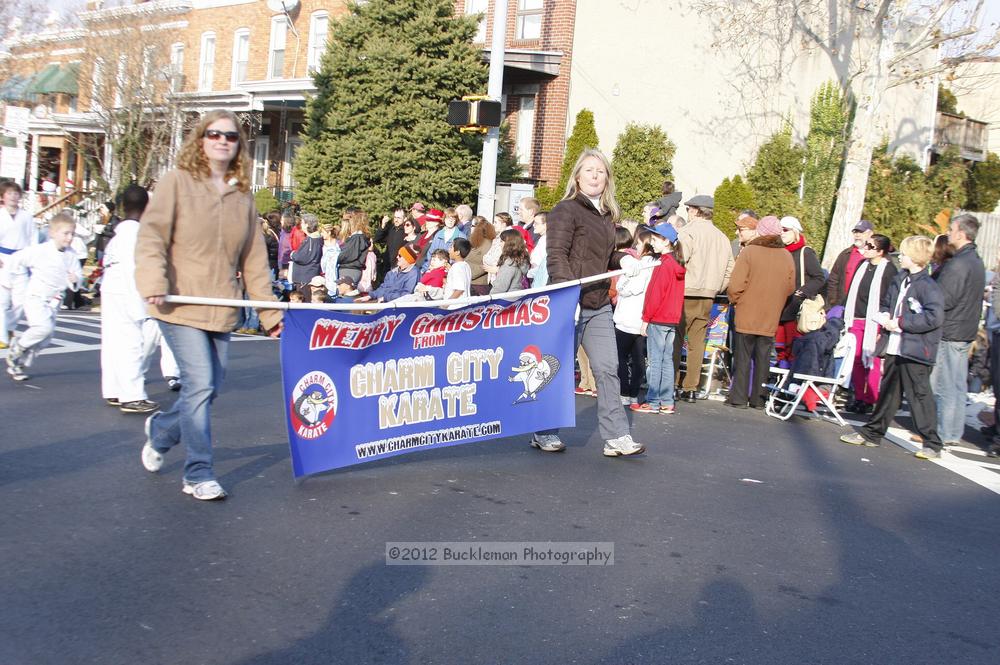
[253,188,280,215]
[927,146,969,211]
[294,0,488,224]
[611,123,675,220]
[937,85,962,116]
[862,143,934,244]
[802,81,847,256]
[746,124,806,222]
[714,175,756,229]
[967,151,1000,212]
[536,108,599,209]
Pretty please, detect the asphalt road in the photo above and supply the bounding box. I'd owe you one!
[3,336,1000,665]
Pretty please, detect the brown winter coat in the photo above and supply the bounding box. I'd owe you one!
[727,234,796,336]
[134,168,282,333]
[546,193,616,310]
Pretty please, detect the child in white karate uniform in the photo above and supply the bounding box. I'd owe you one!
[0,181,39,348]
[5,212,82,381]
[100,185,162,413]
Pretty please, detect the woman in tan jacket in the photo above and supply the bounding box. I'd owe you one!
[135,110,282,501]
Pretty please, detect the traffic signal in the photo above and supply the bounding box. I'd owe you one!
[447,96,502,134]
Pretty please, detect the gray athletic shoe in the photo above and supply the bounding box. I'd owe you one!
[6,364,28,381]
[530,433,566,452]
[121,399,160,414]
[840,432,879,447]
[603,434,646,457]
[182,480,227,500]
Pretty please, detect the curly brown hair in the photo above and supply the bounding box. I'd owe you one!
[470,216,495,247]
[498,228,530,268]
[176,110,251,192]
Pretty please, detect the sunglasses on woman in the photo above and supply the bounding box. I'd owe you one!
[204,129,240,143]
[864,243,878,250]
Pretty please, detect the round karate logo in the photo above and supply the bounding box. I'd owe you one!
[289,371,337,440]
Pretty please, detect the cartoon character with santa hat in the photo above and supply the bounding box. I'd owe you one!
[509,344,560,403]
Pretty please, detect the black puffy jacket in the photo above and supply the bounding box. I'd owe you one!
[877,269,945,365]
[933,243,985,342]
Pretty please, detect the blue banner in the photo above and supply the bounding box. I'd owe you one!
[280,284,580,477]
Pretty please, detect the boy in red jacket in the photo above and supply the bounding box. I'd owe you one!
[633,222,686,414]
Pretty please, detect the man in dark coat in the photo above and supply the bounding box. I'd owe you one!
[373,207,408,283]
[931,213,986,446]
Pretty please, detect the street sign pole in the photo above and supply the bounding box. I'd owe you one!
[476,0,507,221]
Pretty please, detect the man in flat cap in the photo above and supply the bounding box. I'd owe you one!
[675,194,734,402]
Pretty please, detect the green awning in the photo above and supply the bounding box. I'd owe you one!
[45,63,79,95]
[0,75,31,102]
[26,64,61,94]
[26,63,79,95]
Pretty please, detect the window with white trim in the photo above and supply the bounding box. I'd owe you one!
[91,57,105,112]
[198,32,216,91]
[515,96,535,166]
[253,140,269,187]
[307,12,329,74]
[465,0,488,43]
[169,42,184,92]
[268,16,287,80]
[114,54,126,107]
[284,139,301,188]
[141,45,157,95]
[232,29,250,87]
[516,0,543,40]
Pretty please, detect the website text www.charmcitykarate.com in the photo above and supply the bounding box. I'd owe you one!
[355,421,502,459]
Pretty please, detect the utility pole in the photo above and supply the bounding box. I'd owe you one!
[475,0,507,220]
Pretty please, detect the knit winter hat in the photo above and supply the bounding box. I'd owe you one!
[756,215,782,237]
[780,216,803,232]
[398,244,419,265]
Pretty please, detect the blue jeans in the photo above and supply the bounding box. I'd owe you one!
[644,323,676,408]
[930,340,970,443]
[150,322,230,483]
[538,305,630,441]
[241,305,260,332]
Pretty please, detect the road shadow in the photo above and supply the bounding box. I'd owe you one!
[233,561,428,665]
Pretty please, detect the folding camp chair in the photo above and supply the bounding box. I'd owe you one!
[764,330,856,426]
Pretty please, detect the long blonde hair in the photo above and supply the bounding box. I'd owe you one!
[176,110,251,192]
[338,210,371,241]
[562,148,621,222]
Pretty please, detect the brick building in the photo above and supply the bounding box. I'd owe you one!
[1,0,578,209]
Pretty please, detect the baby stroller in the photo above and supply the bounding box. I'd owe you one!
[764,311,855,426]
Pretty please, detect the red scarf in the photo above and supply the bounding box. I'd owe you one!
[785,234,806,253]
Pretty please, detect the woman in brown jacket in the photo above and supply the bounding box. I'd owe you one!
[135,110,282,501]
[531,148,645,458]
[726,215,796,408]
[466,216,495,296]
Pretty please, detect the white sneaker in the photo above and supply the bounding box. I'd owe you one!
[530,433,566,452]
[182,480,227,500]
[603,434,646,457]
[141,414,164,472]
[7,364,28,381]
